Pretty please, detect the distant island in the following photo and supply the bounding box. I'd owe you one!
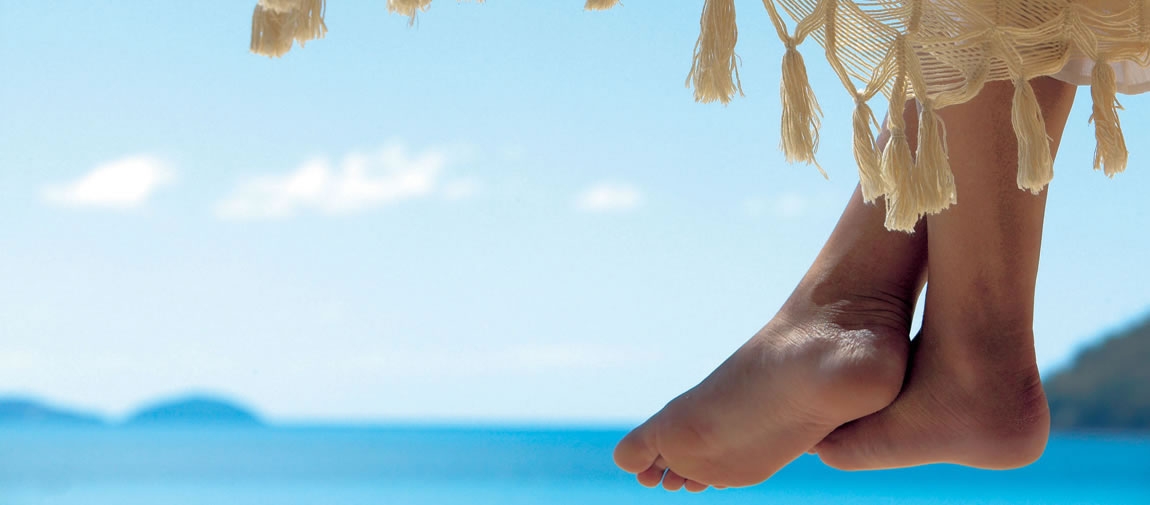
[0,398,104,426]
[125,396,262,426]
[4,318,1150,432]
[1045,314,1150,432]
[0,394,262,427]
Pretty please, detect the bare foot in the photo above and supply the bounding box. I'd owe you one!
[613,186,927,490]
[814,329,1050,470]
[815,77,1077,472]
[614,294,910,489]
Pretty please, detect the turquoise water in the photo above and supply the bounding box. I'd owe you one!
[1,427,1147,504]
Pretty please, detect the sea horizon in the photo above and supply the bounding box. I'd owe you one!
[3,425,1148,505]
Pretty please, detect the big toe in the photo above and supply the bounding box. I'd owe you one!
[614,422,661,474]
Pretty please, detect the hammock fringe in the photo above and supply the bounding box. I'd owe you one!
[686,0,743,105]
[1012,77,1054,194]
[584,0,620,11]
[779,45,822,171]
[246,0,1149,232]
[1090,59,1129,177]
[853,98,884,202]
[251,0,327,58]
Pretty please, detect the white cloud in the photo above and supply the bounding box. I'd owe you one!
[575,182,643,213]
[215,143,474,220]
[42,155,174,209]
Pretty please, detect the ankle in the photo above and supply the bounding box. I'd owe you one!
[934,325,1039,381]
[927,329,1050,468]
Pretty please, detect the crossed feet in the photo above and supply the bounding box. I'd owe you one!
[613,77,1075,491]
[613,272,1050,491]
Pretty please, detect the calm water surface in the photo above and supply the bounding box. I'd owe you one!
[1,427,1147,504]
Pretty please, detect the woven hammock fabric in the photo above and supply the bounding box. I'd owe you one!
[249,0,1148,231]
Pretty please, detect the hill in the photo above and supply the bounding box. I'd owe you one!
[1046,315,1150,431]
[124,396,262,426]
[0,398,104,425]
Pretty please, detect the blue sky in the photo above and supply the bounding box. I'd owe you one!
[1,1,1148,424]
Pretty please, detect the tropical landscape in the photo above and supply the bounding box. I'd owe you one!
[4,2,1150,504]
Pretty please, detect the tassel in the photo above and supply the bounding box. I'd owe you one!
[292,0,327,46]
[1089,60,1128,177]
[779,41,823,172]
[388,0,434,25]
[584,0,621,10]
[882,126,919,233]
[853,96,885,202]
[251,4,296,57]
[261,0,300,12]
[878,40,920,232]
[686,0,743,105]
[1011,77,1054,194]
[250,0,326,57]
[881,105,961,232]
[914,103,957,214]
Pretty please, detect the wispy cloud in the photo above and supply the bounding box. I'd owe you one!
[743,192,808,219]
[215,143,476,220]
[42,155,175,210]
[335,342,647,379]
[774,193,807,218]
[441,177,481,201]
[575,182,643,213]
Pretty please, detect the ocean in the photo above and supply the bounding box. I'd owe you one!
[1,427,1147,505]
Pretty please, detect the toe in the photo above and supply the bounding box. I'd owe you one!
[684,479,708,492]
[614,423,660,474]
[661,470,687,491]
[635,457,668,487]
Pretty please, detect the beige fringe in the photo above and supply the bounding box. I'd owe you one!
[880,58,918,233]
[388,0,434,25]
[853,97,883,201]
[755,0,1149,231]
[1011,77,1054,194]
[914,103,956,215]
[882,127,920,232]
[250,0,327,58]
[387,1,487,26]
[584,0,620,11]
[778,43,823,172]
[245,0,1147,233]
[685,0,743,105]
[1089,59,1128,177]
